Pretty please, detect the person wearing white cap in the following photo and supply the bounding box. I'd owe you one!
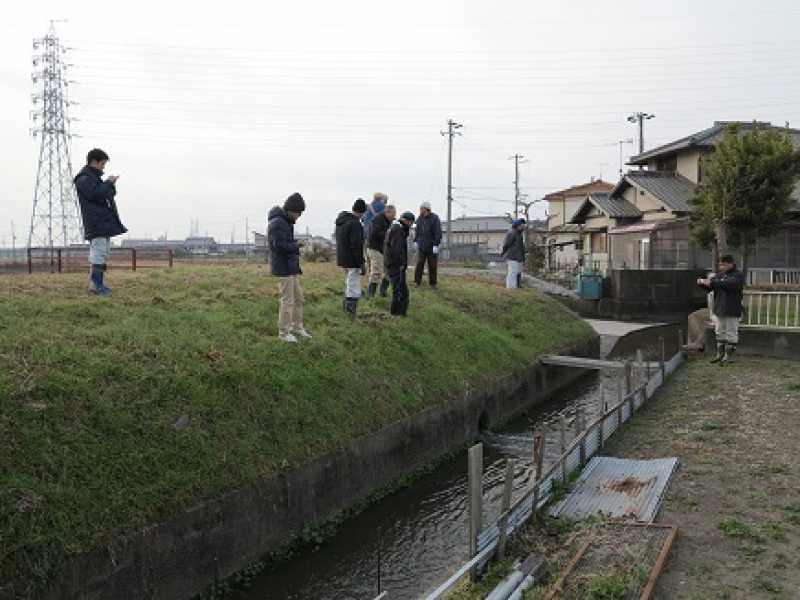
[414,201,442,288]
[502,218,526,288]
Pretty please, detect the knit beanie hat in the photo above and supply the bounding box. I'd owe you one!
[352,198,367,214]
[283,192,306,213]
[400,211,416,223]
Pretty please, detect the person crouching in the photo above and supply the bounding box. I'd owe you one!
[384,211,416,316]
[335,198,367,321]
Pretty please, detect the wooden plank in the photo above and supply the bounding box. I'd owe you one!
[639,526,679,600]
[468,443,484,580]
[541,355,624,370]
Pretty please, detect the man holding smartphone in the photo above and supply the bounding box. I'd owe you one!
[74,148,127,296]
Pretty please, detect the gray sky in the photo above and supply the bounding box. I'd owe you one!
[2,0,799,245]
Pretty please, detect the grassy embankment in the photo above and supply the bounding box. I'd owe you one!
[0,263,593,594]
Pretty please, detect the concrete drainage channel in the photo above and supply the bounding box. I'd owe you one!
[422,346,685,600]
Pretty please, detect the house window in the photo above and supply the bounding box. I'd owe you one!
[656,155,677,172]
[591,232,607,254]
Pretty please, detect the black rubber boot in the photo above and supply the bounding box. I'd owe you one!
[721,343,736,365]
[344,298,358,322]
[379,278,389,297]
[710,343,725,364]
[367,283,377,299]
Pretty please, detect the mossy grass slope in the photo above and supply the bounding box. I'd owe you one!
[0,264,593,592]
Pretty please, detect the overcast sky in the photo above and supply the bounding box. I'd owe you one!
[1,0,799,245]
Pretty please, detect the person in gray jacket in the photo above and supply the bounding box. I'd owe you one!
[502,218,526,289]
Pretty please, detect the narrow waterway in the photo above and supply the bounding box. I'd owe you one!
[242,325,677,599]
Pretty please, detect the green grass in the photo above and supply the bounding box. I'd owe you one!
[0,264,594,594]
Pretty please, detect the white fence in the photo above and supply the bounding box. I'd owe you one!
[742,291,800,330]
[747,268,800,286]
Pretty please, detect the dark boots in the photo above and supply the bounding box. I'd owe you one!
[711,343,737,365]
[344,297,358,321]
[721,344,736,365]
[366,282,378,298]
[710,343,725,364]
[89,264,111,296]
[379,278,389,297]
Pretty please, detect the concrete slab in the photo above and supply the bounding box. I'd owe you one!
[585,319,665,357]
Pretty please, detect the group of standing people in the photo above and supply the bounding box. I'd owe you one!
[267,192,444,343]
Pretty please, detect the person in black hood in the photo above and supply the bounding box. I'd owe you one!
[74,148,127,296]
[268,192,310,343]
[697,255,745,364]
[384,211,416,316]
[335,198,367,320]
[366,204,396,298]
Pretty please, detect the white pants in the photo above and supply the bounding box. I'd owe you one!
[714,316,740,345]
[89,237,110,265]
[506,260,523,289]
[344,268,362,299]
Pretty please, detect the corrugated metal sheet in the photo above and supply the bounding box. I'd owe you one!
[549,456,679,522]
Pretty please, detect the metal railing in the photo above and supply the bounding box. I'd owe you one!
[742,290,800,329]
[5,247,174,274]
[424,346,685,599]
[747,268,800,286]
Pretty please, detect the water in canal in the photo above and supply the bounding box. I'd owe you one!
[240,336,667,599]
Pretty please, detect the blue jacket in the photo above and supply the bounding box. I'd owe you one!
[361,198,385,231]
[415,212,442,253]
[74,166,127,240]
[267,206,302,276]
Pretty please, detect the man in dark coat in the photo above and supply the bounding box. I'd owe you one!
[697,255,745,364]
[268,192,309,343]
[414,201,442,288]
[366,204,396,298]
[502,218,526,289]
[74,148,127,296]
[384,211,415,316]
[335,198,367,320]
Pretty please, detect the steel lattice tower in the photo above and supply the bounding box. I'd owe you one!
[28,22,83,249]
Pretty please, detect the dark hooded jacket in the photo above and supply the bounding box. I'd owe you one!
[707,268,745,318]
[502,228,525,262]
[267,206,302,276]
[368,212,392,253]
[74,166,127,240]
[335,211,365,269]
[384,221,410,274]
[415,212,442,253]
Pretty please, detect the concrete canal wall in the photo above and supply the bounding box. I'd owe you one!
[37,336,599,600]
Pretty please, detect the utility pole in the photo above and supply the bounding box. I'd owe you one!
[627,112,655,163]
[615,139,634,177]
[28,21,83,249]
[510,154,525,219]
[11,221,17,251]
[441,119,463,256]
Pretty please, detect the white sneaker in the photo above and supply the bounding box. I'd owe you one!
[294,328,313,339]
[279,333,298,343]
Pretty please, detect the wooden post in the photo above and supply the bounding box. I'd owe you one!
[168,249,174,269]
[468,443,483,580]
[659,336,666,381]
[559,414,567,483]
[532,431,545,511]
[577,406,586,466]
[56,248,62,273]
[497,458,515,561]
[27,247,33,274]
[636,349,644,387]
[624,361,632,395]
[131,249,137,271]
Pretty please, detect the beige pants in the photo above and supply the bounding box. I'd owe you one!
[277,275,304,335]
[367,248,385,285]
[714,315,740,345]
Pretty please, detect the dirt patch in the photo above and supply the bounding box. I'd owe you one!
[602,356,800,599]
